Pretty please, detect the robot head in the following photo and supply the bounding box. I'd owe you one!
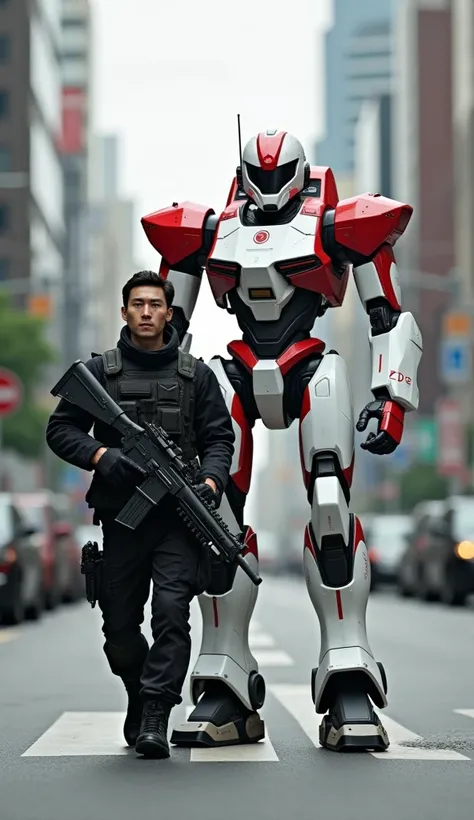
[241,130,309,211]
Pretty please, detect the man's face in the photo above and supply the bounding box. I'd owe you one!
[122,285,173,340]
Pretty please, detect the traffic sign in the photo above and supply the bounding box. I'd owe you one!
[0,368,23,418]
[442,311,471,337]
[415,418,437,464]
[440,338,471,384]
[436,398,465,476]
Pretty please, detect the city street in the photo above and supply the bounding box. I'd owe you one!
[1,576,474,820]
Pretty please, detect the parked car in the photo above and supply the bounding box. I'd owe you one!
[397,500,444,599]
[365,513,411,589]
[0,492,44,625]
[13,491,83,608]
[400,495,474,606]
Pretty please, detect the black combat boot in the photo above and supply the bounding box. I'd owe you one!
[135,699,171,759]
[122,677,143,747]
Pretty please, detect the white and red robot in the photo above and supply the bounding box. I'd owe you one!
[141,129,422,752]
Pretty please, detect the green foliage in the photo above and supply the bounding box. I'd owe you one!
[368,463,450,514]
[397,463,449,512]
[0,292,57,457]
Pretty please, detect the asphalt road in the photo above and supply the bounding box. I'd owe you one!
[1,575,474,820]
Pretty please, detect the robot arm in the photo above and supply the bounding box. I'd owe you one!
[323,193,422,454]
[141,202,218,343]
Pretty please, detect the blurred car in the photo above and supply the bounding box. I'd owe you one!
[0,492,44,625]
[13,491,83,608]
[400,495,474,606]
[364,513,412,589]
[397,500,444,599]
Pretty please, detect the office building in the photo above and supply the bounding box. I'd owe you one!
[0,0,64,357]
[393,0,453,414]
[452,0,474,308]
[315,0,395,185]
[88,134,135,352]
[59,0,93,367]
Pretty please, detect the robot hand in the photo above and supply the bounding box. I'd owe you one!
[356,399,405,455]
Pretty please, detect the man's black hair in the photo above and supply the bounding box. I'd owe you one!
[122,271,175,308]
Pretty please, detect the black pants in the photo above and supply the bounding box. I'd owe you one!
[96,507,202,707]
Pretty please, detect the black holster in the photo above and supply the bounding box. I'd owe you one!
[81,540,104,608]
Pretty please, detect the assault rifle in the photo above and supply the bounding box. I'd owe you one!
[51,360,261,587]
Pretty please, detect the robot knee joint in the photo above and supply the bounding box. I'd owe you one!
[307,451,350,506]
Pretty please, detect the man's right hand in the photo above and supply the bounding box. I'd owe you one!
[91,447,146,488]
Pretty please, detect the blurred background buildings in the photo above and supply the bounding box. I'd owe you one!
[0,0,473,558]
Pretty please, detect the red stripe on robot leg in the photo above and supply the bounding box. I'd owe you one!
[242,526,258,560]
[304,524,317,560]
[298,386,311,489]
[335,590,343,620]
[230,393,253,494]
[342,451,355,488]
[353,516,365,555]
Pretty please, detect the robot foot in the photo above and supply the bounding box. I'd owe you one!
[171,682,265,748]
[318,680,389,753]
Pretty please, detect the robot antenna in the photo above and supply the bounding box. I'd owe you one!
[237,113,243,167]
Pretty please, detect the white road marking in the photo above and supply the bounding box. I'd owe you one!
[176,705,279,762]
[249,633,276,649]
[191,739,278,762]
[269,684,320,746]
[22,713,129,757]
[252,649,294,667]
[269,685,469,761]
[454,709,474,720]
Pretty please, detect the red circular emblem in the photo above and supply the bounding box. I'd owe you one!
[253,230,269,244]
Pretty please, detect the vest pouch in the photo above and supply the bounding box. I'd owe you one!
[158,406,181,435]
[157,381,180,404]
[118,382,153,425]
[119,381,152,399]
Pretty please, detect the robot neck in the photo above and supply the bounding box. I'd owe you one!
[248,196,302,226]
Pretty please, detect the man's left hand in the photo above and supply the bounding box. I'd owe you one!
[356,399,405,455]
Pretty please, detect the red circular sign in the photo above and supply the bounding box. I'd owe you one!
[0,368,23,417]
[253,230,270,244]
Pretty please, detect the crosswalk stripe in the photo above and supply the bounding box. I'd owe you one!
[190,739,278,762]
[184,705,278,761]
[268,684,320,746]
[21,713,129,757]
[269,684,469,761]
[20,703,474,761]
[454,709,474,720]
[371,715,469,760]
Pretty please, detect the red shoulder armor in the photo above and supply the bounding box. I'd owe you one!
[141,202,215,266]
[333,193,413,258]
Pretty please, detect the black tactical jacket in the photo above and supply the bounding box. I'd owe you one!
[46,324,235,512]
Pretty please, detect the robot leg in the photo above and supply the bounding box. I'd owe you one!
[299,351,389,752]
[171,356,265,748]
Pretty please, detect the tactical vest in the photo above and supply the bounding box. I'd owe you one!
[93,347,199,463]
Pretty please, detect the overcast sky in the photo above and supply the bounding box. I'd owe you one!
[89,0,332,512]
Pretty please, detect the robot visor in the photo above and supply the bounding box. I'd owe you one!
[245,159,298,194]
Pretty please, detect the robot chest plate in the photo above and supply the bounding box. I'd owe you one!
[207,214,319,321]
